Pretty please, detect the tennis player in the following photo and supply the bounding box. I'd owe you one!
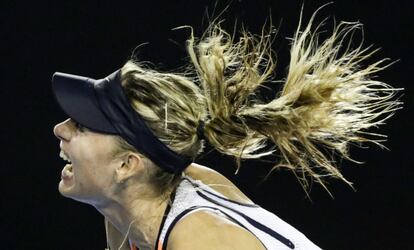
[52,11,399,250]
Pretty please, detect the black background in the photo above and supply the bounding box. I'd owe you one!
[2,0,413,249]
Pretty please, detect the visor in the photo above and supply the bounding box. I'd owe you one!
[52,71,118,134]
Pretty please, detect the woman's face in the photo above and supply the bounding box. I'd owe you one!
[53,118,122,206]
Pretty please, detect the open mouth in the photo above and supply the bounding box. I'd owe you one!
[59,150,73,180]
[59,150,71,163]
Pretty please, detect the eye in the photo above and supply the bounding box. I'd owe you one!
[72,119,86,132]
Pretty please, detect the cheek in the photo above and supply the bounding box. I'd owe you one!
[77,154,114,187]
[73,161,113,199]
[74,141,107,167]
[72,150,103,182]
[72,138,117,186]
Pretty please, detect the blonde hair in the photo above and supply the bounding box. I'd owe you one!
[116,9,401,194]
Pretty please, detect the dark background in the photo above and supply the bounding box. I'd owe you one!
[2,0,412,249]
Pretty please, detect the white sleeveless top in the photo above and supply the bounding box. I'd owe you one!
[154,176,321,250]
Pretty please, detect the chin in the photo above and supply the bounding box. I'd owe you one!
[58,179,86,202]
[58,180,101,206]
[58,179,76,198]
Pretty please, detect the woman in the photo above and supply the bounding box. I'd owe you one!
[52,11,399,250]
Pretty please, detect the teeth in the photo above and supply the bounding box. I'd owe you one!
[59,150,72,163]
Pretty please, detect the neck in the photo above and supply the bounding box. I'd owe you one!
[95,183,172,250]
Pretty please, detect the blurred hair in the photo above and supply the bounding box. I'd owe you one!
[113,8,401,194]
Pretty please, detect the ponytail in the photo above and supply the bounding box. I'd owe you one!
[187,10,401,192]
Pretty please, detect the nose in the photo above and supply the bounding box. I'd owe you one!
[53,118,73,141]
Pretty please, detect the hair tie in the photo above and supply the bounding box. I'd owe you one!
[196,121,206,140]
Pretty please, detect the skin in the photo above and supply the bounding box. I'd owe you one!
[54,118,265,250]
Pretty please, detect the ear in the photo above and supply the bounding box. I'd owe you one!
[115,153,144,184]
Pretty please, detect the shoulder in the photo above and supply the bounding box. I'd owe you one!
[167,210,265,250]
[184,163,254,204]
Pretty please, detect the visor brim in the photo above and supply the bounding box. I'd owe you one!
[52,72,118,134]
